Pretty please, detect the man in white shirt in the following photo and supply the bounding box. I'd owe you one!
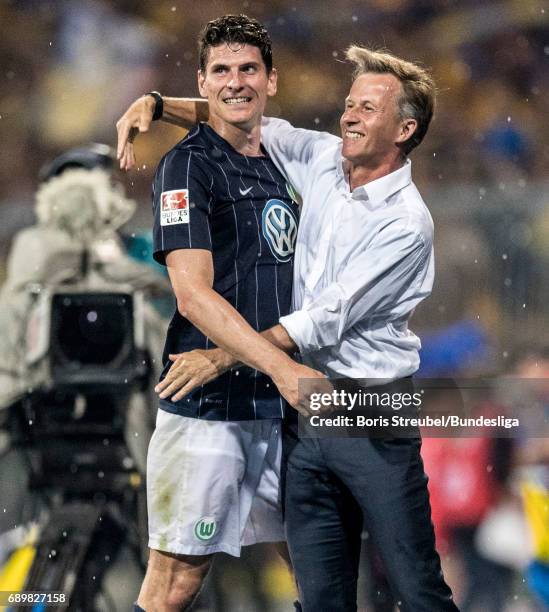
[117,43,457,612]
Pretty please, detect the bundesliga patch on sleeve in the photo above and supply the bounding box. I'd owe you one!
[160,189,190,226]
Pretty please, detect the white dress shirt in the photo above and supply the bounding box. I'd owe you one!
[261,117,435,381]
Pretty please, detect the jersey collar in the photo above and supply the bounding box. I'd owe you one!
[200,122,269,158]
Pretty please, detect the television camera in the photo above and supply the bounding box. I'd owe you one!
[0,145,170,611]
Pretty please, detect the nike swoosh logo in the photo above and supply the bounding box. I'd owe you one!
[239,186,253,196]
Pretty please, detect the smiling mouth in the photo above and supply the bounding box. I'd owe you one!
[223,97,252,105]
[345,131,364,140]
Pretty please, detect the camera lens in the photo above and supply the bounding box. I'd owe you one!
[51,294,133,369]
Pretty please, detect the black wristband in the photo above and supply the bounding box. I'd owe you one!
[146,91,163,121]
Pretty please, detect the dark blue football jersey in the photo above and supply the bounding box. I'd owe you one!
[152,123,299,421]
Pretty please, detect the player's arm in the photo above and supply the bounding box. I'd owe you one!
[156,323,296,401]
[165,250,323,413]
[167,250,292,374]
[116,96,209,170]
[115,95,338,183]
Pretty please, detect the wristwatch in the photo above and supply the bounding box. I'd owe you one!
[146,91,163,121]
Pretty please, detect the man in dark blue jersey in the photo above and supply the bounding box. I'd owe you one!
[128,15,323,612]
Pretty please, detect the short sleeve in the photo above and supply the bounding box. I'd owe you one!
[152,148,213,265]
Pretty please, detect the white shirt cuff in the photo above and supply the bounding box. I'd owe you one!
[279,309,317,354]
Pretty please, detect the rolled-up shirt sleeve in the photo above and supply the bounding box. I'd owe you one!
[280,222,433,353]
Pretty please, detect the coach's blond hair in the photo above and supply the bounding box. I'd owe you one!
[345,46,436,155]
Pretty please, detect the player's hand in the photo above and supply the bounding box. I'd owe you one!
[116,95,156,171]
[155,348,234,401]
[273,363,333,417]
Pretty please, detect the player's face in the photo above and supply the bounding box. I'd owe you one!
[340,73,411,166]
[198,43,277,130]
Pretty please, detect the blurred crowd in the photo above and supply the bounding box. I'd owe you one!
[1,0,548,610]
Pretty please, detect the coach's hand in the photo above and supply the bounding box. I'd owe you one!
[273,364,332,417]
[116,95,156,171]
[155,348,235,401]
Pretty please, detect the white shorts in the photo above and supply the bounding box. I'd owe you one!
[147,410,284,557]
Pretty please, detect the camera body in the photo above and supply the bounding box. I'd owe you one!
[25,281,150,394]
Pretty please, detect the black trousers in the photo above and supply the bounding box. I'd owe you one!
[283,386,459,612]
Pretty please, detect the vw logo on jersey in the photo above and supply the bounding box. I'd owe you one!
[262,199,298,262]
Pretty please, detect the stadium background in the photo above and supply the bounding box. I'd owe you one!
[1,0,548,610]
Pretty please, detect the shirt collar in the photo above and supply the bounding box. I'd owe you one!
[338,158,413,207]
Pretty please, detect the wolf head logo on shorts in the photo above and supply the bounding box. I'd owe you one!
[194,517,217,541]
[262,199,298,262]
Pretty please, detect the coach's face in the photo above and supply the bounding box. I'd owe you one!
[198,43,277,131]
[340,72,416,166]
